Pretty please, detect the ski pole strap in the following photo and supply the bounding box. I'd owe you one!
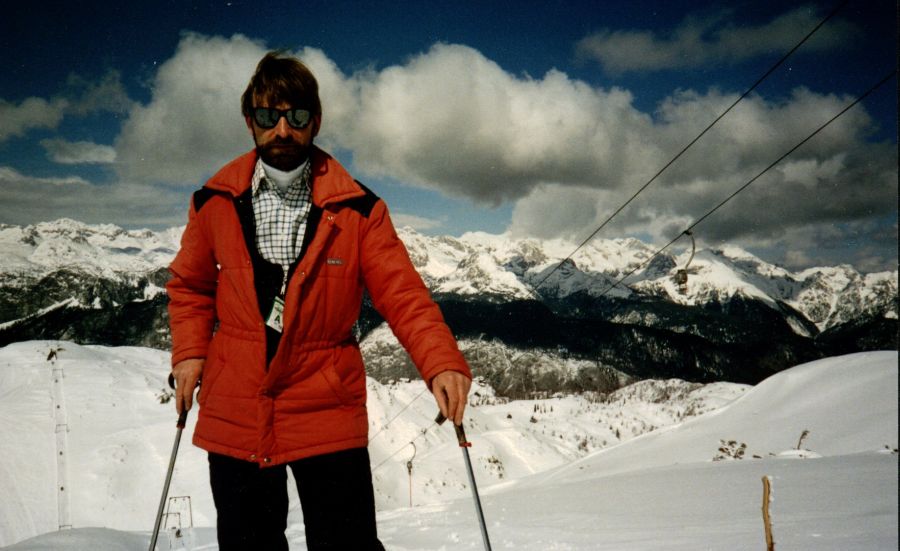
[434,412,471,447]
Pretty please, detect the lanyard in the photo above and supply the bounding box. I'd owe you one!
[266,266,290,333]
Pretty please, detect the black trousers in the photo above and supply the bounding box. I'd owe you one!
[209,447,386,550]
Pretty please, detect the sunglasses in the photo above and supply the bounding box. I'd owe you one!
[252,107,313,129]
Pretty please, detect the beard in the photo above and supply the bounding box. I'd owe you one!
[255,136,311,171]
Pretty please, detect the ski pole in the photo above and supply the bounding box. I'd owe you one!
[149,375,192,551]
[149,409,187,551]
[436,413,493,551]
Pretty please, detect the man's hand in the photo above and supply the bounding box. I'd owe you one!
[431,370,471,426]
[171,358,204,415]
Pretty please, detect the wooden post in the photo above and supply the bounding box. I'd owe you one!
[762,476,774,551]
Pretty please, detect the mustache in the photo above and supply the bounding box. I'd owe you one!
[271,135,296,144]
[256,139,311,171]
[263,137,299,148]
[261,142,302,155]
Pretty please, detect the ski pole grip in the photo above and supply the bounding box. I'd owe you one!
[453,423,470,447]
[176,410,188,429]
[434,412,470,447]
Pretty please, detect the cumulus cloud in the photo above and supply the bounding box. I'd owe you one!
[503,82,895,269]
[0,97,68,142]
[0,70,135,143]
[103,33,895,270]
[0,166,90,187]
[390,212,445,232]
[114,33,267,185]
[65,70,135,116]
[0,166,188,228]
[41,139,117,164]
[576,5,858,73]
[508,185,603,240]
[321,43,660,204]
[741,218,898,271]
[113,37,660,197]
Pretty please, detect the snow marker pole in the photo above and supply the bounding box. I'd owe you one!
[436,413,493,551]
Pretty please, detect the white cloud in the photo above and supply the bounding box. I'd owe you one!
[321,43,659,204]
[741,218,898,272]
[0,70,135,144]
[390,212,445,232]
[576,6,858,74]
[114,33,267,185]
[0,97,68,142]
[113,37,659,198]
[0,166,89,186]
[41,139,117,164]
[0,166,187,228]
[65,70,135,116]
[94,33,896,270]
[508,185,602,240]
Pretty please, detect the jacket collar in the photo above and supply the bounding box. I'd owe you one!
[204,146,365,208]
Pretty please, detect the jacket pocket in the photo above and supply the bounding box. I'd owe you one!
[196,335,223,406]
[318,363,354,407]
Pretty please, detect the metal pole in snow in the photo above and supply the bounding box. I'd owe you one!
[436,413,493,551]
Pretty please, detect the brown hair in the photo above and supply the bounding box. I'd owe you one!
[241,51,321,117]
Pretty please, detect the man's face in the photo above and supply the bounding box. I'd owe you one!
[245,100,321,171]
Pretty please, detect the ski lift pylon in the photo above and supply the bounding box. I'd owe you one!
[406,442,417,507]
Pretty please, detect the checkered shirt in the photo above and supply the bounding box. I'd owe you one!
[251,159,313,275]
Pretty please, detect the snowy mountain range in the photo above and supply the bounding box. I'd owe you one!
[396,227,897,332]
[1,342,896,549]
[0,219,896,387]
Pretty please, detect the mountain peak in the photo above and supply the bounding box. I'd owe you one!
[0,219,896,333]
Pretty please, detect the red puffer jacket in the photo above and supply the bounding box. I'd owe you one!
[167,147,471,466]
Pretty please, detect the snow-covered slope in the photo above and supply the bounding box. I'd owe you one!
[1,342,896,550]
[0,340,744,547]
[530,350,898,482]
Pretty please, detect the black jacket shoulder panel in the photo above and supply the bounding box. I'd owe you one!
[339,180,380,218]
[192,188,226,213]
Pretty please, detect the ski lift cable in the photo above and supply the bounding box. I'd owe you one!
[593,68,897,297]
[368,386,431,444]
[368,0,856,477]
[370,0,846,444]
[371,421,441,473]
[531,0,850,295]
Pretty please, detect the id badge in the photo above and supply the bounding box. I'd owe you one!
[266,296,285,333]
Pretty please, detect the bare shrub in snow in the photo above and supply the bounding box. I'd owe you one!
[713,439,747,461]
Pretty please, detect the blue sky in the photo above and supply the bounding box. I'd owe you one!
[1,0,896,271]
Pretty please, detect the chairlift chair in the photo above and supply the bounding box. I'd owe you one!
[672,231,696,294]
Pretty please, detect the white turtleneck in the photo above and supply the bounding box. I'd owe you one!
[261,159,308,194]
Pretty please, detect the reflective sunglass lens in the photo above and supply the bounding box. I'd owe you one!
[287,110,311,129]
[254,108,277,128]
[252,108,312,129]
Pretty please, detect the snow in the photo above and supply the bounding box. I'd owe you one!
[0,341,895,550]
[0,219,180,278]
[0,299,81,330]
[2,220,896,335]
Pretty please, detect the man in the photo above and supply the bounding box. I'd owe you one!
[167,51,472,550]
